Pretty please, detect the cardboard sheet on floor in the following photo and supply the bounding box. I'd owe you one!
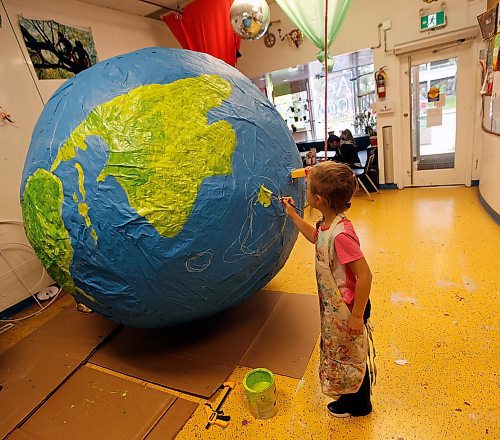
[8,366,197,440]
[240,292,320,378]
[91,290,320,397]
[144,398,198,440]
[0,308,118,439]
[90,289,281,397]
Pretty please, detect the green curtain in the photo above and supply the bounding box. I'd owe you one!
[275,1,352,155]
[274,0,351,63]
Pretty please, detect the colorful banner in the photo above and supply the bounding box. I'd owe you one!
[19,17,98,80]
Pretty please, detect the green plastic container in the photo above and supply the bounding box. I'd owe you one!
[243,368,277,419]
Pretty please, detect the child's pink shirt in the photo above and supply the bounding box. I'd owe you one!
[316,218,364,309]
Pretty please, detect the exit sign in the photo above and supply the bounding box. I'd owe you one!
[421,10,446,31]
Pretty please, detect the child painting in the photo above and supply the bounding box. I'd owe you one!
[281,161,374,417]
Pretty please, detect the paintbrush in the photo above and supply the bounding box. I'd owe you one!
[269,192,303,213]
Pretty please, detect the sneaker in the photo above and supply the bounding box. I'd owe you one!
[327,398,372,418]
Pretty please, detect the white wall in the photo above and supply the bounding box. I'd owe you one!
[2,0,180,106]
[237,0,486,187]
[238,0,486,77]
[479,131,500,215]
[0,0,179,309]
[1,0,179,221]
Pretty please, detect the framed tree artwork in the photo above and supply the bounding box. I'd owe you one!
[19,17,98,80]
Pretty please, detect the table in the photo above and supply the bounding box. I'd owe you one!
[296,135,371,152]
[299,150,368,167]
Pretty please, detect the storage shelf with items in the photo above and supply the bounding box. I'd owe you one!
[478,2,500,136]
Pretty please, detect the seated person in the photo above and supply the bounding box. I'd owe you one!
[341,128,356,144]
[332,129,362,168]
[327,133,340,150]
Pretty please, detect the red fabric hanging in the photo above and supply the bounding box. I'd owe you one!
[163,0,241,67]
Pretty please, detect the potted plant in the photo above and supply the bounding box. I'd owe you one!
[354,110,377,145]
[367,110,377,146]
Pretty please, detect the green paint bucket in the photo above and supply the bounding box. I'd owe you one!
[243,368,278,419]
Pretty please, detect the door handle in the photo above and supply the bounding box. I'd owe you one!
[403,113,409,117]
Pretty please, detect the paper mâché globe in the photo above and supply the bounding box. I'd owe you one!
[21,47,305,328]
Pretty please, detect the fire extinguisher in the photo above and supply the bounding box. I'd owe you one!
[375,67,387,99]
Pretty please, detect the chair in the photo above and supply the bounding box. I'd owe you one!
[352,148,379,201]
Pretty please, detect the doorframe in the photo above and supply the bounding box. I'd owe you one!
[398,43,476,187]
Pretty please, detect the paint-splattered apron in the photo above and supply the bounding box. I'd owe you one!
[316,215,368,397]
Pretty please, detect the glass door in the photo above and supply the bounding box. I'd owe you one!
[402,46,473,186]
[411,58,457,171]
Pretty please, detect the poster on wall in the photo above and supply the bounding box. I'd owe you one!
[427,107,442,127]
[427,86,440,103]
[477,4,498,40]
[19,17,98,80]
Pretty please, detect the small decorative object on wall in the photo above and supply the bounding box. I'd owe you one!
[497,3,500,34]
[480,60,494,96]
[493,35,500,71]
[0,106,14,125]
[230,0,270,40]
[19,17,98,80]
[264,31,276,47]
[481,32,500,135]
[477,4,498,41]
[263,20,280,48]
[278,28,304,48]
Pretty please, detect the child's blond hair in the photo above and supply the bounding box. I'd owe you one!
[308,162,358,213]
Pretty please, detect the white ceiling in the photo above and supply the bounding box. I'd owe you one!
[78,0,192,20]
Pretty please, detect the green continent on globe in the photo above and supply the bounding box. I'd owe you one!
[51,74,237,237]
[21,168,76,295]
[74,162,97,241]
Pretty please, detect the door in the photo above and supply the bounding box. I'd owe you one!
[401,46,473,186]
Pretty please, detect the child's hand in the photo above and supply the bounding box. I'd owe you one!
[348,315,364,336]
[280,197,297,217]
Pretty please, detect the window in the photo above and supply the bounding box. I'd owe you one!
[252,48,375,140]
[430,77,456,96]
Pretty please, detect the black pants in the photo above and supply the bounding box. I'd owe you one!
[341,365,371,409]
[363,299,371,322]
[341,299,372,408]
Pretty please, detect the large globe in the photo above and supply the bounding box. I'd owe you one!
[21,47,305,328]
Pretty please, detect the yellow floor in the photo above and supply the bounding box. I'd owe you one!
[2,187,499,439]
